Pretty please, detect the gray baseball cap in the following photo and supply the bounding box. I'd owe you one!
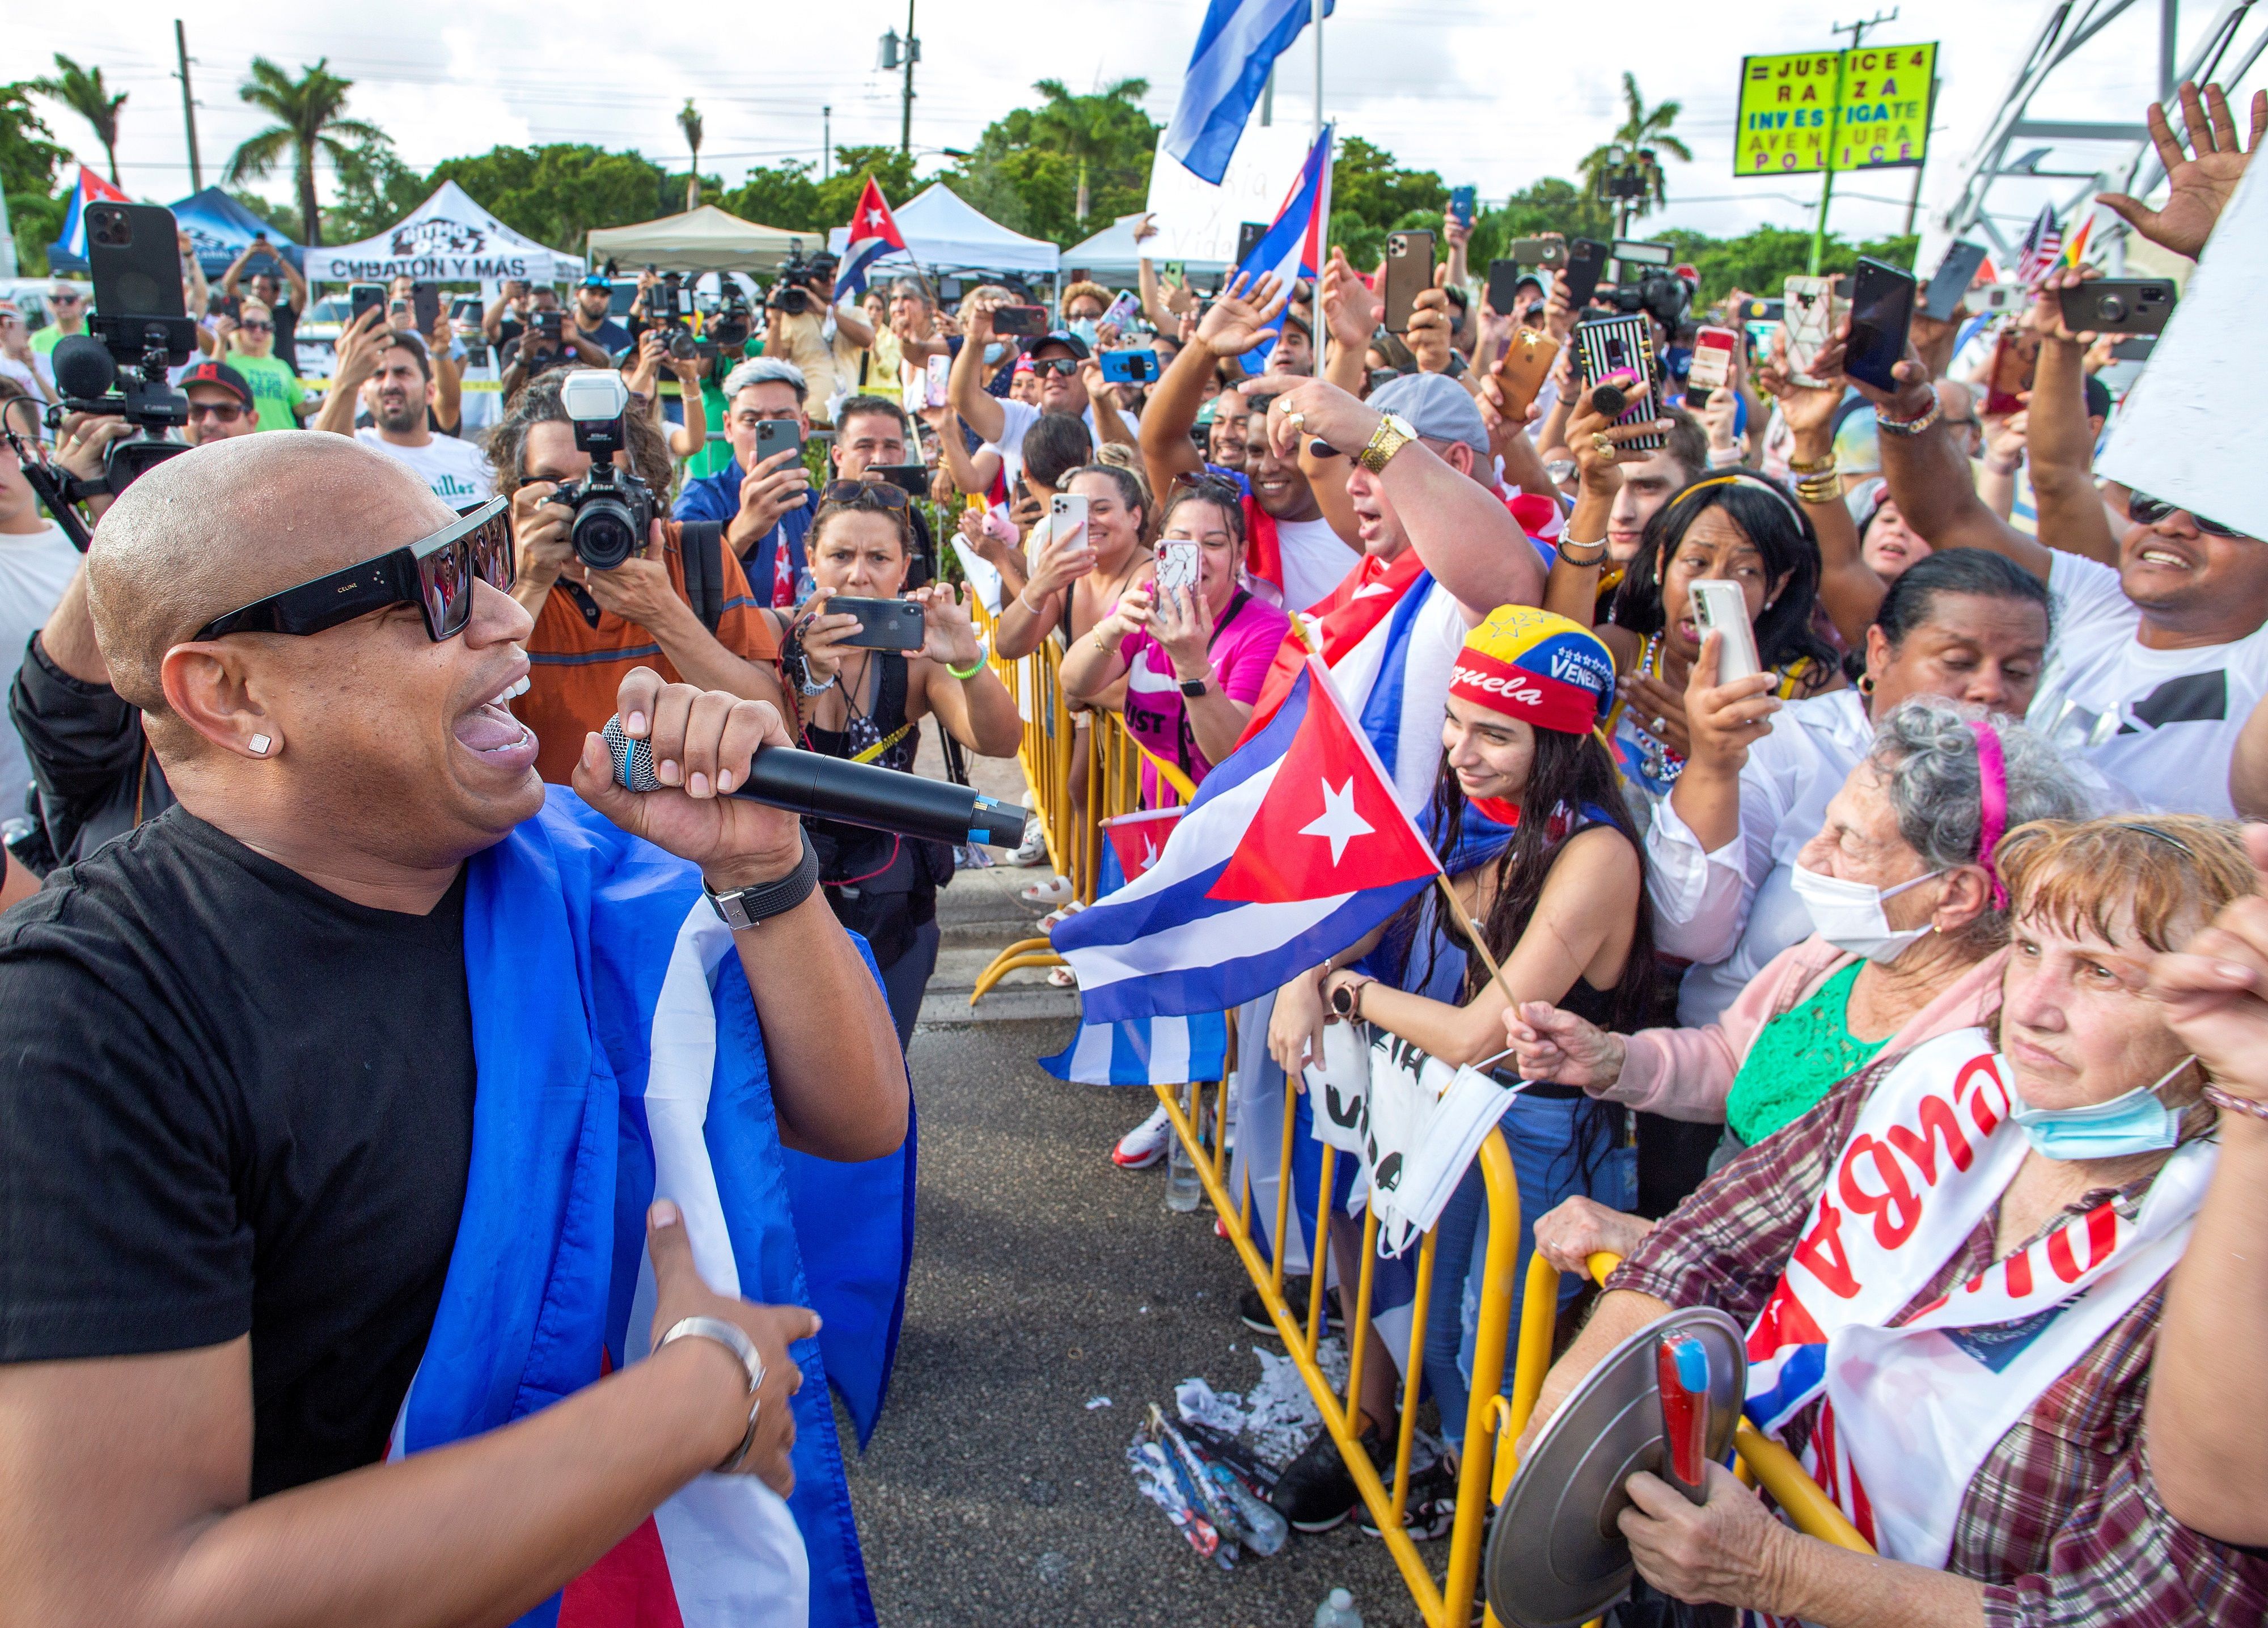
[1368,370,1488,454]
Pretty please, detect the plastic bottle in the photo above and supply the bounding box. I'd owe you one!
[1314,1587,1363,1628]
[1164,1120,1202,1212]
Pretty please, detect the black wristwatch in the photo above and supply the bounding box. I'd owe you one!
[1178,674,1209,698]
[704,831,820,929]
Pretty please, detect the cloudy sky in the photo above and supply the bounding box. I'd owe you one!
[16,0,2261,247]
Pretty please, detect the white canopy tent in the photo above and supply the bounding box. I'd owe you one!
[587,205,814,274]
[302,181,582,285]
[826,184,1059,281]
[1063,210,1229,284]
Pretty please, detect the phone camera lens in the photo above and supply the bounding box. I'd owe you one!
[2099,296,2127,322]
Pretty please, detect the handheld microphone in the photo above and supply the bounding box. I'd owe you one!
[600,717,1029,848]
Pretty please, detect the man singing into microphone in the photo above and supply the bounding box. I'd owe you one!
[0,433,906,1628]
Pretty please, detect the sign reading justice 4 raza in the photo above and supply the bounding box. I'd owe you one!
[1735,44,1937,176]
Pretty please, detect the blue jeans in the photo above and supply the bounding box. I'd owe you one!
[1424,1093,1635,1446]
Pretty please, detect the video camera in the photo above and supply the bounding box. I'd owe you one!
[770,241,839,317]
[547,370,656,571]
[1,201,198,550]
[641,272,697,363]
[708,282,752,352]
[1596,269,1694,334]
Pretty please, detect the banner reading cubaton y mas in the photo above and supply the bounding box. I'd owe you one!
[1734,43,1938,177]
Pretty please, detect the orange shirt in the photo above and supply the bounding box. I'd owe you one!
[519,521,778,783]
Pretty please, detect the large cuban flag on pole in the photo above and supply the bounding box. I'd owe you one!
[1051,656,1444,1023]
[1162,0,1337,184]
[1229,123,1333,375]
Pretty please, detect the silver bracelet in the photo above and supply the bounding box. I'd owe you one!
[657,1314,767,1472]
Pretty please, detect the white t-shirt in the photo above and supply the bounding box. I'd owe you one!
[355,427,495,507]
[981,394,1135,490]
[1273,514,1359,615]
[2028,549,2268,815]
[0,521,84,821]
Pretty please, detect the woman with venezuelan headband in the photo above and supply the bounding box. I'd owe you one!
[1260,606,1653,1532]
[1596,470,1844,824]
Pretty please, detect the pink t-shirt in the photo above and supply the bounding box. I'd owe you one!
[1119,587,1292,801]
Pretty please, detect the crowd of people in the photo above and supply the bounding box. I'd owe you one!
[0,71,2263,1628]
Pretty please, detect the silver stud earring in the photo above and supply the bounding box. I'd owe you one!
[248,733,272,756]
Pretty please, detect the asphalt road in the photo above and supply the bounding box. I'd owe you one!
[841,1014,1428,1628]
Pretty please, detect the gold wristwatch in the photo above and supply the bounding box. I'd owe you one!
[1358,413,1419,473]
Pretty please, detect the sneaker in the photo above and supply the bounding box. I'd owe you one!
[1238,1279,1342,1337]
[1357,1456,1458,1541]
[1012,818,1049,867]
[1270,1423,1391,1532]
[1112,1102,1174,1169]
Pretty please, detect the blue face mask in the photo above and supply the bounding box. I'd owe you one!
[984,341,1008,365]
[1066,316,1100,345]
[2005,1054,2192,1160]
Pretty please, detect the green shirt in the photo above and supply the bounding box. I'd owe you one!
[29,325,81,358]
[1723,959,1890,1148]
[683,377,734,480]
[231,352,311,433]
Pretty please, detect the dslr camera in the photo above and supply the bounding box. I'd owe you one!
[1600,269,1694,333]
[0,201,198,549]
[708,282,753,352]
[546,370,656,572]
[642,273,697,362]
[769,243,838,318]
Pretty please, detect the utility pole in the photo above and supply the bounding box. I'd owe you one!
[175,19,204,193]
[1810,6,1898,274]
[900,0,919,157]
[823,106,832,180]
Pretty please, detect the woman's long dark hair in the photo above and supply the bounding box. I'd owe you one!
[1607,474,1840,687]
[1381,726,1656,1036]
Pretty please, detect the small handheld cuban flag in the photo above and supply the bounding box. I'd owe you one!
[1229,124,1334,374]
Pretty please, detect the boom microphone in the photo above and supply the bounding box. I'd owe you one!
[600,716,1029,848]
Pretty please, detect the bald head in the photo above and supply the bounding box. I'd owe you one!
[89,432,452,717]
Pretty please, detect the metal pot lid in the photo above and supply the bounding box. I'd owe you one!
[1483,1306,1747,1628]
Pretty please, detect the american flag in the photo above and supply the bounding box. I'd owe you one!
[2015,205,2063,286]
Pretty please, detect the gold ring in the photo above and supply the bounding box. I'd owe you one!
[1591,432,1614,455]
[1287,409,1308,433]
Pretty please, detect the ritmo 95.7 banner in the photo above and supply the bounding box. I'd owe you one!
[1736,43,1938,176]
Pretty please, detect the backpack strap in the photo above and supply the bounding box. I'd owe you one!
[678,519,728,635]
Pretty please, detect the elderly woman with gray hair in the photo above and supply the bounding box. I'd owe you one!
[1504,694,2092,1267]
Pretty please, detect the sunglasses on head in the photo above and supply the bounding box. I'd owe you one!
[195,497,514,644]
[2128,491,2246,539]
[1029,356,1081,378]
[820,479,909,510]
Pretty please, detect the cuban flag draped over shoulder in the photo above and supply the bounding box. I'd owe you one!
[392,789,908,1628]
[1163,0,1336,184]
[1228,124,1334,376]
[1043,809,1228,1086]
[49,164,132,269]
[836,178,908,301]
[1051,656,1442,1024]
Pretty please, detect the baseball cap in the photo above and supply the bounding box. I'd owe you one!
[179,360,255,408]
[1026,329,1093,361]
[1451,605,1615,735]
[1368,370,1488,453]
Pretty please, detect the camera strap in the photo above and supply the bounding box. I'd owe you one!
[677,521,727,636]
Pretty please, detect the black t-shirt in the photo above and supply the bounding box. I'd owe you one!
[0,808,475,1498]
[269,299,301,375]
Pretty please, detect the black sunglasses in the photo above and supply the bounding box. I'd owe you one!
[819,479,909,510]
[1029,356,1081,378]
[2127,491,2246,539]
[195,497,514,644]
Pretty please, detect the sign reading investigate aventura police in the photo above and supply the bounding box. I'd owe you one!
[1735,44,1938,176]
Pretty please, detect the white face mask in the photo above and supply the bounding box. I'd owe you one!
[1790,862,1943,963]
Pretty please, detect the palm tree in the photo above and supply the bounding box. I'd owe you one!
[678,99,704,210]
[1579,73,1693,234]
[33,55,128,184]
[1031,78,1149,224]
[223,58,386,247]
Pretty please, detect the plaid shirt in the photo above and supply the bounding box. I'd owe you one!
[1610,1055,2268,1626]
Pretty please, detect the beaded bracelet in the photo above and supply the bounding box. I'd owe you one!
[1873,397,1942,438]
[2205,1084,2268,1123]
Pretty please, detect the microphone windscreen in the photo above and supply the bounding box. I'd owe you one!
[52,334,117,400]
[600,716,660,792]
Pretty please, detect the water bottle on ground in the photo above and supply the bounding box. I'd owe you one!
[1314,1587,1363,1628]
[1164,1111,1202,1212]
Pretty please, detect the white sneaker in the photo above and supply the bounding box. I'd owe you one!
[1112,1101,1174,1169]
[1012,818,1049,867]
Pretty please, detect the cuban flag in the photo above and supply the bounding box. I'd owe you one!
[1163,0,1336,184]
[392,790,906,1628]
[1051,655,1443,1024]
[1231,124,1334,375]
[51,163,132,268]
[1043,809,1229,1087]
[836,178,908,301]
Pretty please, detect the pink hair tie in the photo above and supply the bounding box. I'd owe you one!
[1968,718,2010,910]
